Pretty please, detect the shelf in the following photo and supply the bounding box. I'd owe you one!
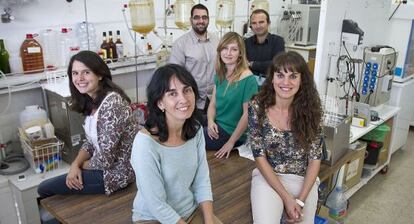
[344,162,389,199]
[8,162,70,191]
[350,104,400,143]
[0,56,157,95]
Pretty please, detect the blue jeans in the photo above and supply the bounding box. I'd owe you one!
[37,169,105,198]
[203,123,244,151]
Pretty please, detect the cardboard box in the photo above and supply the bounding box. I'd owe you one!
[378,118,393,166]
[343,143,367,190]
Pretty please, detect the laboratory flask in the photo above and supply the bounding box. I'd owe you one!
[174,0,194,30]
[251,0,269,13]
[216,0,235,29]
[129,0,155,35]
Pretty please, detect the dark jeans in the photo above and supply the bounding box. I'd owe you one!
[203,123,244,151]
[37,169,105,198]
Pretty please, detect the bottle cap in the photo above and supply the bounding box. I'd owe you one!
[26,34,33,39]
[117,30,120,35]
[109,31,113,36]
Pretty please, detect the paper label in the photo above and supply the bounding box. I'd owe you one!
[27,47,41,53]
[346,158,360,181]
[71,134,81,146]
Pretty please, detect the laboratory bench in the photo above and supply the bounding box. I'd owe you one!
[5,101,400,224]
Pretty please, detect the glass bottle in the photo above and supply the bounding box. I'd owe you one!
[129,0,155,36]
[108,31,117,60]
[174,0,194,30]
[115,30,124,58]
[216,0,235,29]
[251,0,269,13]
[20,34,44,74]
[0,39,11,74]
[100,32,109,60]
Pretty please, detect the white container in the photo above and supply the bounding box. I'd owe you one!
[19,105,47,128]
[25,126,43,140]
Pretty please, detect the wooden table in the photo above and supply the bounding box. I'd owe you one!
[40,151,256,224]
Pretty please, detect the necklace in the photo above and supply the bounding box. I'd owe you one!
[268,106,290,131]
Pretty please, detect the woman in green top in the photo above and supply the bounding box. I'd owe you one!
[204,32,258,158]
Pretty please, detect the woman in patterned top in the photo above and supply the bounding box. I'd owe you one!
[205,32,258,158]
[38,51,137,198]
[247,51,323,224]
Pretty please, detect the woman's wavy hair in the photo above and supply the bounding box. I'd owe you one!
[215,32,249,85]
[145,64,201,142]
[68,50,130,115]
[254,51,322,149]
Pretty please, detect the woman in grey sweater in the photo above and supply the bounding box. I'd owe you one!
[131,64,222,224]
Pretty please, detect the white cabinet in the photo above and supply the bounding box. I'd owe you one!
[7,163,69,224]
[388,78,414,153]
[0,176,19,224]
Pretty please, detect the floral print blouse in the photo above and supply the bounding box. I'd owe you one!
[247,99,323,177]
[82,92,138,194]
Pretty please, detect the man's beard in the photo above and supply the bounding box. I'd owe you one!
[192,23,208,35]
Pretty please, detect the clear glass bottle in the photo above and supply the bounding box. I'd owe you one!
[115,30,124,58]
[129,0,155,36]
[0,39,11,74]
[20,34,44,74]
[251,0,269,13]
[174,0,194,30]
[216,0,235,29]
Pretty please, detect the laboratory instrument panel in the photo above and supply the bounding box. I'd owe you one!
[359,47,398,107]
[289,4,320,46]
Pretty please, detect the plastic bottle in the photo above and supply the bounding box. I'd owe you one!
[20,34,45,74]
[0,39,11,74]
[325,186,348,224]
[19,105,48,128]
[40,29,59,70]
[76,22,98,52]
[58,28,80,68]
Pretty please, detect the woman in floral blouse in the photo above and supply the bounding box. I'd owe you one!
[248,51,323,224]
[38,51,137,197]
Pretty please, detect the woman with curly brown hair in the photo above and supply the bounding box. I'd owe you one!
[247,51,323,224]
